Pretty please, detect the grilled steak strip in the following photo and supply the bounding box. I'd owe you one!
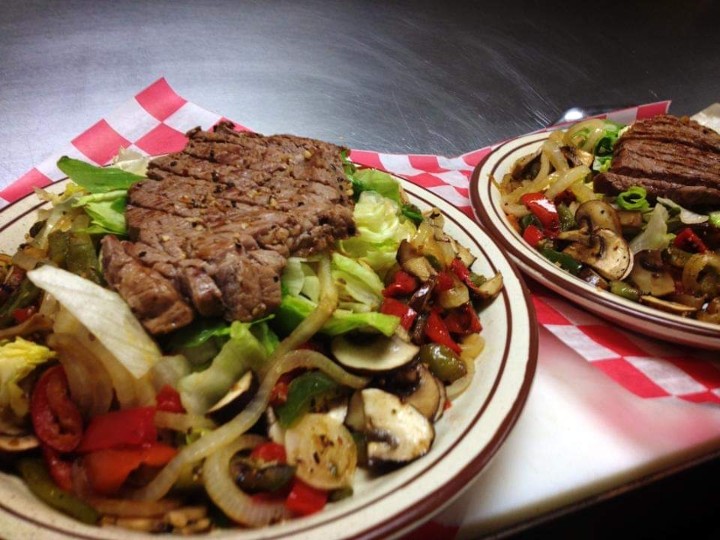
[594,115,720,208]
[101,123,355,334]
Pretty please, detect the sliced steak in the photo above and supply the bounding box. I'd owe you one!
[594,115,720,208]
[101,235,194,334]
[101,123,355,334]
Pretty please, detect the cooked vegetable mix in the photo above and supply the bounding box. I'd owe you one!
[0,145,502,533]
[500,116,720,324]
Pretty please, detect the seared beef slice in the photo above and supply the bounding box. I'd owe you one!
[594,115,720,208]
[101,123,355,334]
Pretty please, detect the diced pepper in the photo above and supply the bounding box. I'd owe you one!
[520,193,560,236]
[42,445,73,492]
[522,224,545,248]
[424,311,461,354]
[674,227,708,254]
[382,270,418,297]
[434,271,455,292]
[12,305,37,324]
[609,280,641,302]
[380,297,417,331]
[539,246,583,275]
[276,371,341,428]
[0,276,41,328]
[83,443,177,495]
[250,442,287,465]
[155,385,185,413]
[77,407,157,453]
[450,258,486,298]
[30,366,83,453]
[285,478,328,516]
[443,303,482,335]
[17,458,99,524]
[557,203,576,231]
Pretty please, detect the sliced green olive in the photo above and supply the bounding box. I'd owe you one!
[419,343,467,384]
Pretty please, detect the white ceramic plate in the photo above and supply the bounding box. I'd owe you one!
[470,131,720,351]
[0,177,537,539]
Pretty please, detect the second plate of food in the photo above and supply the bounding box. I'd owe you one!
[470,124,720,351]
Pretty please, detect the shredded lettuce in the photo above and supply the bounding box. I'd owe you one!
[338,191,416,277]
[656,197,708,225]
[74,190,128,235]
[177,320,277,414]
[629,204,674,254]
[0,338,55,419]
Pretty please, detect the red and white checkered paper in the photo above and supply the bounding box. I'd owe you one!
[3,79,719,411]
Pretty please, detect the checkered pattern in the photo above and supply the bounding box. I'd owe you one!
[3,78,719,408]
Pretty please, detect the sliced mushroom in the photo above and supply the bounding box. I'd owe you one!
[403,364,446,422]
[628,250,675,297]
[331,334,419,373]
[472,273,504,302]
[561,146,594,168]
[284,413,357,490]
[617,210,644,234]
[511,148,542,180]
[345,388,434,464]
[0,433,39,452]
[640,296,698,316]
[562,228,632,281]
[574,200,621,234]
[397,240,436,281]
[206,371,256,423]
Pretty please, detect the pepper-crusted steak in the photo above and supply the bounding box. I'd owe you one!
[101,122,355,334]
[593,115,720,208]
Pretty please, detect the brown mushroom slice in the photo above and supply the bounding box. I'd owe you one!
[511,148,542,180]
[206,371,256,423]
[403,364,446,422]
[574,200,622,235]
[640,296,698,316]
[0,433,39,453]
[331,334,419,373]
[562,228,632,281]
[396,240,436,281]
[628,250,675,297]
[346,388,434,464]
[284,413,357,490]
[561,146,594,168]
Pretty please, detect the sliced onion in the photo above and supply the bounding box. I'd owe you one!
[155,411,216,432]
[0,313,53,341]
[545,165,590,201]
[203,434,291,527]
[133,350,368,502]
[543,138,569,173]
[48,333,114,417]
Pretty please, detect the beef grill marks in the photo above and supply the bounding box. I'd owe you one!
[593,115,720,209]
[101,123,355,335]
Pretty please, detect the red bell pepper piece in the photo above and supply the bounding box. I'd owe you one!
[380,297,418,331]
[434,271,455,292]
[155,385,185,413]
[285,478,328,516]
[520,193,560,236]
[77,407,157,453]
[522,224,545,248]
[42,445,74,492]
[674,227,707,253]
[250,442,287,464]
[83,443,177,495]
[30,366,83,453]
[382,270,418,297]
[444,304,482,335]
[424,311,461,354]
[450,258,485,297]
[12,306,37,324]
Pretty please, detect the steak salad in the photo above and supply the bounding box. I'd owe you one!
[499,114,720,324]
[0,123,502,533]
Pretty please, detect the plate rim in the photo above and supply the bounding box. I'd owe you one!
[469,131,720,350]
[0,176,538,539]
